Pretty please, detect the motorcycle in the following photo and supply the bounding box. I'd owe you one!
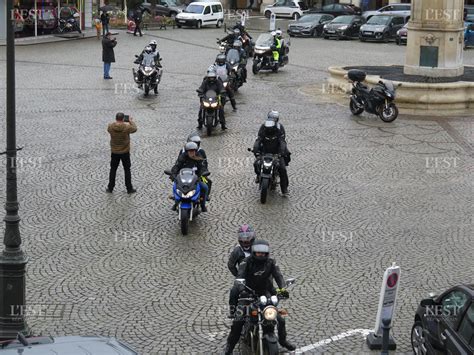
[56,14,81,34]
[164,168,210,236]
[241,32,255,57]
[226,48,245,91]
[249,148,280,204]
[348,69,398,122]
[235,278,296,355]
[133,54,163,96]
[253,33,289,74]
[199,89,221,136]
[214,65,232,109]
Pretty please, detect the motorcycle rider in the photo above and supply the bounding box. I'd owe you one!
[214,54,237,112]
[253,111,289,194]
[233,21,252,40]
[134,45,160,88]
[232,40,247,83]
[219,28,241,48]
[227,224,256,318]
[275,29,286,61]
[270,31,282,66]
[170,141,209,212]
[197,69,226,130]
[224,239,296,354]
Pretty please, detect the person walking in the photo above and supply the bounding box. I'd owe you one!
[133,5,149,37]
[106,113,137,194]
[100,11,109,36]
[102,32,116,79]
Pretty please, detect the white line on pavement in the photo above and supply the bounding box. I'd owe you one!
[294,328,373,354]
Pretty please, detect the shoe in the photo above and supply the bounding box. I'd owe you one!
[171,203,178,211]
[254,176,259,183]
[106,188,113,193]
[133,34,137,36]
[127,188,137,194]
[279,340,296,351]
[201,205,207,212]
[206,195,210,201]
[221,125,227,130]
[197,124,203,130]
[105,76,113,79]
[232,107,237,112]
[281,188,288,195]
[223,343,234,355]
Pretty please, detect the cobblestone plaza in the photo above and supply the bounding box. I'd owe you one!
[0,25,473,354]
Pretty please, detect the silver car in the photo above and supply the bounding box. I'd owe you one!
[363,3,411,21]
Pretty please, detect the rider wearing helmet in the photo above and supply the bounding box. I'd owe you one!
[253,111,290,194]
[271,30,282,65]
[134,45,159,86]
[170,141,210,212]
[232,40,248,83]
[214,54,237,111]
[224,239,295,354]
[148,39,162,67]
[197,69,226,130]
[219,28,241,47]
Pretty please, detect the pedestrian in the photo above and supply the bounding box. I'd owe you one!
[133,5,150,37]
[100,11,109,36]
[102,32,116,79]
[106,113,137,194]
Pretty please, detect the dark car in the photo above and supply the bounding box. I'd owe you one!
[411,284,474,355]
[359,14,406,42]
[310,3,361,17]
[395,22,407,45]
[287,13,333,37]
[141,0,184,18]
[322,15,365,39]
[465,5,474,22]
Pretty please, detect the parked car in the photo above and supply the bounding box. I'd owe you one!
[310,3,361,17]
[359,15,406,42]
[0,335,138,354]
[287,13,333,37]
[465,22,474,49]
[141,0,184,18]
[264,0,309,20]
[363,3,411,21]
[175,1,223,28]
[411,284,473,355]
[395,22,408,45]
[322,15,365,39]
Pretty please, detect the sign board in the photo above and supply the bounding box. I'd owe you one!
[373,263,400,336]
[270,13,276,31]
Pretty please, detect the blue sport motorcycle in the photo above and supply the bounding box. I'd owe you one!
[164,168,209,235]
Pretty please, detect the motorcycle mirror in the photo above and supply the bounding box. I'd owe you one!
[285,278,296,287]
[135,55,139,58]
[202,171,210,177]
[247,148,252,152]
[164,170,172,176]
[235,278,245,286]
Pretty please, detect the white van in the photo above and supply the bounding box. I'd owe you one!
[175,1,224,28]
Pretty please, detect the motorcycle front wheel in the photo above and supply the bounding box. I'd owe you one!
[378,103,398,122]
[180,209,190,235]
[205,112,213,136]
[252,61,259,75]
[144,82,150,96]
[264,340,279,355]
[260,178,269,204]
[349,98,364,115]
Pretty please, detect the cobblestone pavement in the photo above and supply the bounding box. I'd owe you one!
[0,25,473,354]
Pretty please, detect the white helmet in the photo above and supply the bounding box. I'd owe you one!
[271,31,277,36]
[185,142,198,151]
[276,30,282,37]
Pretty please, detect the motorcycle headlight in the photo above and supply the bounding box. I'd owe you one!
[385,91,394,98]
[263,306,278,321]
[203,102,210,107]
[233,65,238,71]
[263,161,273,167]
[270,295,279,306]
[223,82,228,88]
[177,189,195,198]
[210,102,218,108]
[144,67,153,75]
[259,295,268,305]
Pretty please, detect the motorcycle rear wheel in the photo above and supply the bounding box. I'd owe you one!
[379,103,398,122]
[349,99,364,115]
[260,178,269,204]
[252,62,259,75]
[180,209,190,235]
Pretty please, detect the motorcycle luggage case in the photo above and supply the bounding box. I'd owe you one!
[348,69,366,82]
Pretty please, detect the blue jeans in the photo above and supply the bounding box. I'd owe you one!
[102,23,109,36]
[199,181,208,207]
[103,62,111,78]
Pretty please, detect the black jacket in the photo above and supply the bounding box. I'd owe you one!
[253,123,287,155]
[171,152,207,179]
[102,37,116,63]
[100,13,109,25]
[227,245,250,277]
[178,148,208,171]
[197,78,224,97]
[236,256,285,296]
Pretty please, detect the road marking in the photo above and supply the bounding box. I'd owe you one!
[295,328,372,354]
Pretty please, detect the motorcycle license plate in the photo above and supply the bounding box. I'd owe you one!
[327,30,335,33]
[364,31,373,35]
[291,29,300,33]
[178,20,185,23]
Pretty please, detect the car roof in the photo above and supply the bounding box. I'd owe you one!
[188,1,221,4]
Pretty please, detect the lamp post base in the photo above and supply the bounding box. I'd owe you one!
[366,331,397,350]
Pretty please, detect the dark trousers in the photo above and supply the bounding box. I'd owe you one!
[254,157,289,191]
[228,285,240,311]
[108,152,133,191]
[226,311,289,351]
[134,20,142,36]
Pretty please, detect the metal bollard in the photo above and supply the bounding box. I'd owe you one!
[381,318,392,355]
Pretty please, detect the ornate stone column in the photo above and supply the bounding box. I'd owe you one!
[404,0,464,77]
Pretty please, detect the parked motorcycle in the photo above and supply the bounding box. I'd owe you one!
[348,69,398,122]
[249,148,280,204]
[226,48,244,91]
[199,89,220,136]
[235,278,296,355]
[133,55,162,96]
[164,168,210,235]
[252,33,289,74]
[55,14,81,34]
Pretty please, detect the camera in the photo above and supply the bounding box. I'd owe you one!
[124,115,130,122]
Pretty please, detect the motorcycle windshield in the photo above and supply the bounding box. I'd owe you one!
[141,53,155,67]
[177,168,197,186]
[205,90,217,99]
[215,66,228,79]
[226,49,241,65]
[255,33,273,48]
[384,81,395,92]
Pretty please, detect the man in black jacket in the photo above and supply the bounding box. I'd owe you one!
[102,32,116,79]
[197,70,226,130]
[133,5,150,37]
[224,240,295,354]
[253,111,289,194]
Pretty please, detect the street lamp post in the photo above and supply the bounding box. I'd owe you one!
[0,0,29,340]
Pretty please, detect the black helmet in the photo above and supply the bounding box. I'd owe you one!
[251,239,270,261]
[206,70,217,82]
[263,119,277,135]
[216,54,226,65]
[233,28,241,36]
[233,40,242,49]
[267,110,279,123]
[238,224,256,251]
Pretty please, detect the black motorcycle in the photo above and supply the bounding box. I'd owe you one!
[199,89,220,136]
[348,69,398,122]
[56,15,81,34]
[133,55,162,96]
[235,278,296,355]
[249,149,280,204]
[226,48,244,91]
[253,33,289,74]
